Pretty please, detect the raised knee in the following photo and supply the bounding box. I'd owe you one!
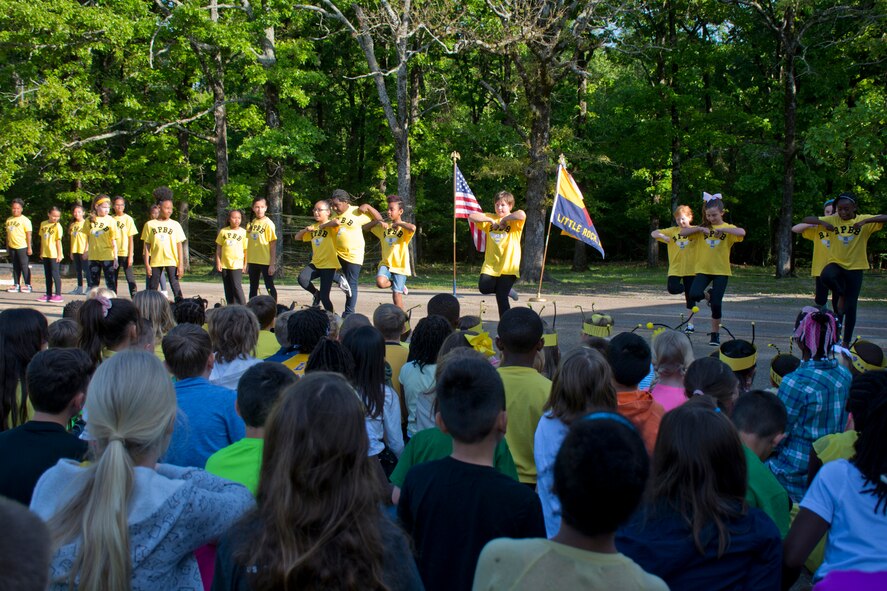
[377,277,390,289]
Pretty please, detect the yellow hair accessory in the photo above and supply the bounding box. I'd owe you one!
[466,331,494,357]
[652,327,666,340]
[95,197,111,206]
[645,322,654,330]
[402,320,411,334]
[719,349,757,372]
[583,322,612,338]
[543,333,558,347]
[466,322,483,334]
[849,345,887,374]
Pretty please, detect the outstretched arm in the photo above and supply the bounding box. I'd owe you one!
[357,203,384,222]
[854,214,887,229]
[501,210,526,222]
[792,222,815,234]
[468,212,494,224]
[651,229,671,242]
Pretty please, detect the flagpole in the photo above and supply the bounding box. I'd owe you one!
[451,151,460,296]
[531,155,566,303]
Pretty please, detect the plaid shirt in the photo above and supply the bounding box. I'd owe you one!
[767,358,851,503]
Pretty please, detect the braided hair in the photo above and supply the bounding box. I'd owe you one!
[793,306,838,360]
[306,338,354,379]
[850,370,887,514]
[172,297,207,326]
[406,315,453,371]
[287,307,330,354]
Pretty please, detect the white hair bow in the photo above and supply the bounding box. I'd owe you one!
[703,192,722,203]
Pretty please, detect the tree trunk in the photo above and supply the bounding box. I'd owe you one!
[668,0,681,214]
[177,129,191,272]
[572,50,589,273]
[647,216,660,268]
[521,90,552,283]
[776,10,796,278]
[260,23,283,270]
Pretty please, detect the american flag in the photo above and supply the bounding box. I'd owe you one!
[454,165,486,252]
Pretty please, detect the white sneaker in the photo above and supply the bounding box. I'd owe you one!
[68,286,83,295]
[22,285,32,293]
[336,275,352,297]
[161,290,169,298]
[6,285,20,293]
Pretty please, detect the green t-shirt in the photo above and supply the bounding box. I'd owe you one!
[389,427,519,488]
[743,444,790,538]
[204,437,264,495]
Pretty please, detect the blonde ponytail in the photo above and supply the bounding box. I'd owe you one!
[47,351,176,590]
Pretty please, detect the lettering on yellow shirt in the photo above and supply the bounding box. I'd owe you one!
[113,214,138,257]
[81,216,117,261]
[692,223,742,276]
[819,214,883,271]
[334,205,374,265]
[215,227,248,270]
[371,224,414,276]
[142,218,186,267]
[478,214,524,277]
[302,224,340,269]
[39,221,64,259]
[4,216,32,250]
[246,217,277,266]
[801,226,832,277]
[69,221,88,254]
[656,226,697,277]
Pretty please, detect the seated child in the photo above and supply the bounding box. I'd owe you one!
[718,338,757,393]
[338,312,370,342]
[264,309,295,363]
[0,496,51,591]
[400,315,452,437]
[281,306,330,376]
[0,349,92,505]
[47,319,79,349]
[768,352,800,392]
[683,356,740,413]
[205,362,297,494]
[305,337,354,377]
[373,304,410,405]
[731,390,791,537]
[246,295,279,359]
[649,329,693,411]
[427,293,460,330]
[495,307,552,485]
[207,305,262,389]
[845,339,886,376]
[172,296,207,326]
[397,355,545,591]
[475,413,667,591]
[162,324,246,467]
[133,290,176,360]
[607,332,665,454]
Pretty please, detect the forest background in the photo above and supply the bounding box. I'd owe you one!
[0,0,885,282]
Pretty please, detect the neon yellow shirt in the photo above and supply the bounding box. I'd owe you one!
[142,218,186,267]
[302,224,340,269]
[4,215,32,249]
[802,226,833,277]
[113,214,138,257]
[82,216,117,261]
[39,221,63,259]
[819,214,884,270]
[334,205,374,265]
[479,214,524,277]
[657,226,697,277]
[246,217,277,266]
[215,226,247,270]
[692,223,743,276]
[69,220,87,254]
[371,224,414,275]
[497,366,551,484]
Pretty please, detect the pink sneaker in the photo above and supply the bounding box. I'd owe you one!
[50,295,64,303]
[37,294,49,302]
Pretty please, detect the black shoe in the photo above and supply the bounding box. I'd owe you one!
[311,293,321,307]
[708,332,720,347]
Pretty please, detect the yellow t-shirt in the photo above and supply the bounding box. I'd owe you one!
[82,216,117,261]
[283,353,310,376]
[334,205,374,265]
[302,224,340,269]
[256,330,279,359]
[4,215,32,249]
[371,224,414,276]
[802,226,833,277]
[215,226,248,270]
[142,218,186,267]
[246,217,277,266]
[479,214,525,277]
[692,223,743,276]
[656,226,696,277]
[69,220,87,254]
[385,342,410,401]
[39,221,64,259]
[113,214,138,257]
[819,214,884,271]
[497,366,551,484]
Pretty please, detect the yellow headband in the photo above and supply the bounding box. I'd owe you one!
[719,350,757,372]
[95,197,111,207]
[850,348,887,374]
[402,320,411,334]
[769,366,784,387]
[543,333,558,347]
[583,322,611,338]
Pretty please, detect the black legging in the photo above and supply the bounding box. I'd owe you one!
[72,254,85,288]
[10,247,30,286]
[221,268,246,305]
[115,256,138,297]
[149,265,182,299]
[688,274,729,320]
[248,263,277,301]
[819,264,864,344]
[298,264,335,312]
[813,276,839,310]
[479,273,517,317]
[43,259,61,297]
[667,275,694,309]
[337,257,362,317]
[89,259,118,293]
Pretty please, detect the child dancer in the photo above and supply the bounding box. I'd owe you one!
[651,205,698,332]
[81,195,118,293]
[469,191,526,317]
[215,209,248,305]
[38,206,64,303]
[792,199,835,308]
[367,195,416,309]
[5,198,33,293]
[112,196,139,297]
[246,196,278,301]
[802,192,887,346]
[295,199,339,311]
[142,187,185,300]
[680,193,746,346]
[141,204,167,294]
[68,205,87,294]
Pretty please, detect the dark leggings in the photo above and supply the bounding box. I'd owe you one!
[115,256,137,297]
[43,259,61,297]
[89,260,117,293]
[298,264,335,311]
[479,273,517,317]
[820,264,864,344]
[689,274,729,320]
[248,263,277,301]
[337,257,362,317]
[813,276,839,309]
[10,247,30,286]
[221,268,245,305]
[149,265,182,299]
[72,254,85,287]
[667,275,694,309]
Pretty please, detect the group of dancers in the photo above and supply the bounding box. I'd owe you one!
[653,192,886,348]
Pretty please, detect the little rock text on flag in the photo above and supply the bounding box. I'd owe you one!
[551,165,605,258]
